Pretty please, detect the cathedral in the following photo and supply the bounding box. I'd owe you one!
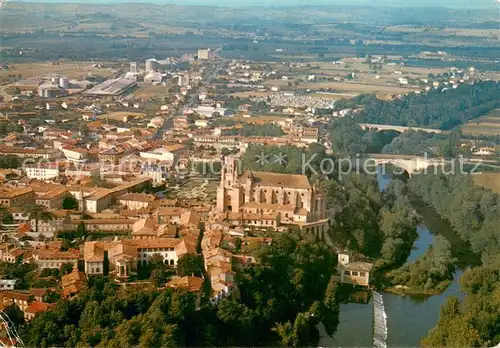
[216,156,327,227]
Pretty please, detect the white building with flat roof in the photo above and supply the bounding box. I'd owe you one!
[130,62,137,74]
[140,148,175,163]
[198,49,210,60]
[192,106,230,118]
[25,164,59,182]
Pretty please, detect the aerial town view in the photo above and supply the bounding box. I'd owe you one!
[0,0,499,347]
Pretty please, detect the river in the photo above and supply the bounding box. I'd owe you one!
[319,170,466,347]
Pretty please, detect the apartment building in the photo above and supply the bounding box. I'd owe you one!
[0,187,36,208]
[35,188,70,210]
[83,237,196,278]
[117,193,156,210]
[25,163,60,182]
[64,219,134,233]
[33,248,80,270]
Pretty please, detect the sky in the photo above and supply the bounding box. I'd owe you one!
[15,0,500,8]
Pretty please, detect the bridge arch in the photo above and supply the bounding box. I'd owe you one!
[373,159,415,177]
[358,123,443,135]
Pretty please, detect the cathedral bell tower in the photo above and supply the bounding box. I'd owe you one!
[216,156,239,213]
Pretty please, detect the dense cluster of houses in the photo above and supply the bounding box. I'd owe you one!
[0,56,383,328]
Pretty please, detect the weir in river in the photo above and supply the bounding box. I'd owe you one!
[372,291,388,348]
[318,169,467,347]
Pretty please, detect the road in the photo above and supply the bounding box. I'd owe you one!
[154,58,224,140]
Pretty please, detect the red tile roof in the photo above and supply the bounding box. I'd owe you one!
[25,301,50,314]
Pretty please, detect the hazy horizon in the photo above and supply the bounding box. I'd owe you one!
[9,0,500,9]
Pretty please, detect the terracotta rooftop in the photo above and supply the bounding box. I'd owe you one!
[36,249,79,260]
[242,171,311,190]
[36,188,69,201]
[25,301,51,314]
[8,249,24,258]
[2,291,30,302]
[69,219,133,225]
[164,144,185,152]
[61,269,87,298]
[29,288,48,299]
[175,239,197,258]
[343,262,374,273]
[83,242,106,262]
[156,207,186,217]
[118,193,156,203]
[180,210,201,226]
[0,187,34,199]
[166,276,203,292]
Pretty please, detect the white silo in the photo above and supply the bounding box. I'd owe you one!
[59,76,69,89]
[145,59,158,72]
[51,76,59,84]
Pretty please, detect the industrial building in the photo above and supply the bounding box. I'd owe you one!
[144,71,166,84]
[130,62,137,74]
[15,79,42,91]
[198,49,210,60]
[38,83,64,98]
[145,59,159,72]
[177,72,190,87]
[84,78,137,97]
[59,76,69,89]
[192,106,231,118]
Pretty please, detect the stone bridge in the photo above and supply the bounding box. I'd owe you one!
[367,154,446,176]
[359,123,444,134]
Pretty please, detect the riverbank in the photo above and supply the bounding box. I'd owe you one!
[323,172,470,347]
[374,191,476,297]
[383,280,452,297]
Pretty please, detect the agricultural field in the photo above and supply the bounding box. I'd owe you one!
[259,58,437,98]
[473,172,500,194]
[0,62,114,80]
[297,81,418,95]
[132,83,170,99]
[462,109,500,136]
[311,92,357,100]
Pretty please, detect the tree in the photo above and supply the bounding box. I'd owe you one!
[150,268,170,287]
[222,124,284,137]
[62,196,78,210]
[328,117,368,154]
[234,238,242,252]
[77,221,86,236]
[176,254,202,277]
[354,81,500,130]
[25,205,55,233]
[14,124,24,133]
[61,263,74,275]
[43,290,61,303]
[5,123,18,134]
[0,207,13,225]
[4,304,24,328]
[273,322,296,347]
